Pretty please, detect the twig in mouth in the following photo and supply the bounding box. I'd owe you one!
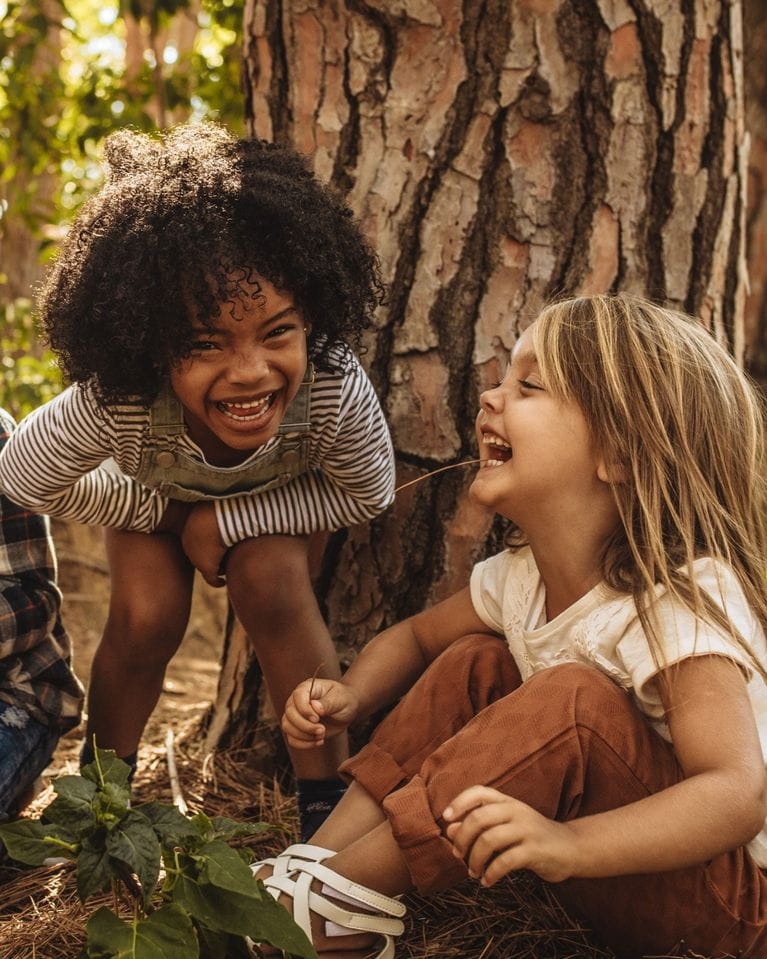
[394,459,486,495]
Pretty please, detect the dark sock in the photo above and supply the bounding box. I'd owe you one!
[80,739,138,783]
[296,777,347,843]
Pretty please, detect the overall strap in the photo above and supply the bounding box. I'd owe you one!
[278,363,314,436]
[147,382,186,437]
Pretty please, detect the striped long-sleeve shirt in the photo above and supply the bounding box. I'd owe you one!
[0,349,395,547]
[0,408,84,729]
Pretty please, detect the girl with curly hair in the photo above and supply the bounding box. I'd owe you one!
[254,295,767,958]
[0,124,394,840]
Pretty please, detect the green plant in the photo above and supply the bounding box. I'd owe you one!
[0,296,64,419]
[0,747,316,959]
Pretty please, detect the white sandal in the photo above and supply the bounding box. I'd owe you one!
[255,848,406,959]
[249,842,335,879]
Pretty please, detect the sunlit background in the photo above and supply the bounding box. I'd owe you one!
[0,0,244,416]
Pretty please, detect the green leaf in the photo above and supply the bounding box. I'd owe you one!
[86,903,199,959]
[45,791,97,838]
[210,816,271,841]
[0,819,65,866]
[139,802,199,846]
[196,925,253,959]
[92,781,132,829]
[189,811,215,842]
[81,748,132,790]
[105,811,161,902]
[53,775,98,803]
[77,833,113,901]
[240,886,318,959]
[173,871,257,936]
[173,870,316,956]
[196,840,259,897]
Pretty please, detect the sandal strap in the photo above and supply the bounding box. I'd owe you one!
[297,859,406,918]
[264,862,405,941]
[251,842,335,879]
[281,843,335,860]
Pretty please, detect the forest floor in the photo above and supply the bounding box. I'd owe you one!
[0,520,624,958]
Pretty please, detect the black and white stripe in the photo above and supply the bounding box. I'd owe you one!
[0,351,395,546]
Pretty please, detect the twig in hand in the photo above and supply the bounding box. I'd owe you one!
[308,661,325,703]
[165,727,188,815]
[394,459,486,494]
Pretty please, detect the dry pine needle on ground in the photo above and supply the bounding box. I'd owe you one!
[0,726,722,959]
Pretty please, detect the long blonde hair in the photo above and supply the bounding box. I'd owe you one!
[531,293,767,672]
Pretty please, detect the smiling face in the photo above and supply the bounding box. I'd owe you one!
[169,274,308,464]
[470,324,610,528]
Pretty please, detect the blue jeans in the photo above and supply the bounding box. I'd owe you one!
[0,701,59,820]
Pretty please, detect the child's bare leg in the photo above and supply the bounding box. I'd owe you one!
[86,528,194,759]
[257,801,411,958]
[310,781,387,848]
[225,534,348,780]
[254,638,517,956]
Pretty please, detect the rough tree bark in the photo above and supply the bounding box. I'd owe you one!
[204,0,749,759]
[743,0,767,386]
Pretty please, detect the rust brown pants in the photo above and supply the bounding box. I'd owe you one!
[340,635,767,959]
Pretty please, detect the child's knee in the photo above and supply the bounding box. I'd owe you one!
[103,596,186,662]
[441,634,511,668]
[527,662,629,725]
[226,537,311,616]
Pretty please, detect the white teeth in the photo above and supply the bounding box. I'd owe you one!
[227,393,273,410]
[481,459,506,468]
[217,393,274,420]
[482,432,512,450]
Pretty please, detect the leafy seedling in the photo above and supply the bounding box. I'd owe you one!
[0,746,317,959]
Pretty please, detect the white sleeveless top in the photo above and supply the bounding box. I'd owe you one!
[470,546,767,867]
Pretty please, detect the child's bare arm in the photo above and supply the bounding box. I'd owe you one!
[0,386,166,532]
[445,655,766,883]
[155,500,193,536]
[179,502,226,587]
[282,587,499,747]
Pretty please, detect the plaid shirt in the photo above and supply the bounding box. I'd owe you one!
[0,408,83,730]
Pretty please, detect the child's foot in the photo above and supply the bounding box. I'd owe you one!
[250,846,404,959]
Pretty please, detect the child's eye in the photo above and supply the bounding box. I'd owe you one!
[518,379,544,391]
[265,324,295,340]
[191,340,219,352]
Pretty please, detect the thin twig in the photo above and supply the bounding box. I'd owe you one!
[308,660,325,702]
[165,727,188,815]
[394,459,486,494]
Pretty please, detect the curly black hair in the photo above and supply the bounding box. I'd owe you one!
[41,123,385,404]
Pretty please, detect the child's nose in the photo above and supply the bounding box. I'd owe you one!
[479,386,502,412]
[226,345,270,382]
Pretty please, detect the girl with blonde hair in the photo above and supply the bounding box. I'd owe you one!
[254,294,767,958]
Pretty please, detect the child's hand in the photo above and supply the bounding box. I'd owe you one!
[155,500,193,537]
[443,785,579,885]
[181,502,227,587]
[282,678,360,749]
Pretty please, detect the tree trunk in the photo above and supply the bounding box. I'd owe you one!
[205,0,748,759]
[743,0,767,387]
[0,0,61,308]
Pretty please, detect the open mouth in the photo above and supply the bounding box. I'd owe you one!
[215,392,276,422]
[481,430,512,467]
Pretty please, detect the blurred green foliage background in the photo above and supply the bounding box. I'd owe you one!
[0,0,244,418]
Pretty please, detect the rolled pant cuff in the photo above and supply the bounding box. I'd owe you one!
[382,775,467,893]
[339,741,410,800]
